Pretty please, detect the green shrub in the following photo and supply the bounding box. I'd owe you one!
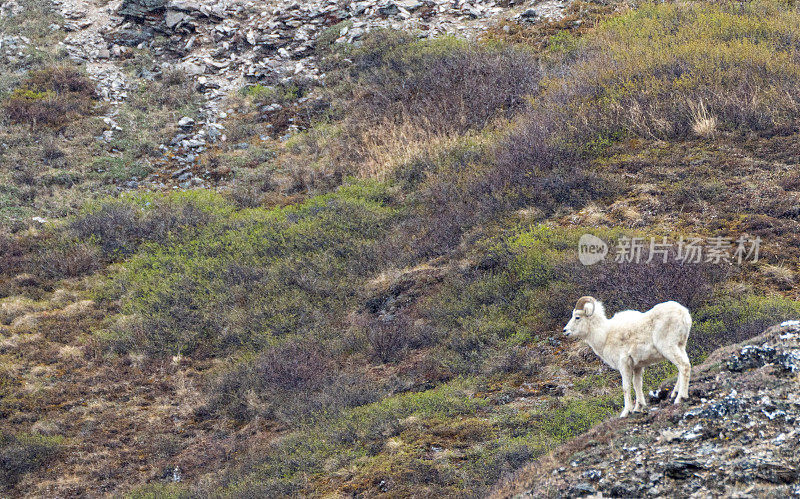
[244,81,308,105]
[90,156,151,183]
[217,380,486,496]
[100,181,400,356]
[539,0,800,142]
[214,380,620,496]
[126,482,191,499]
[69,190,230,260]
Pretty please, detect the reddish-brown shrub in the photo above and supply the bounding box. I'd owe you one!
[3,66,97,126]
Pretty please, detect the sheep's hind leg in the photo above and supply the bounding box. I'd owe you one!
[662,346,691,404]
[632,366,647,413]
[619,363,634,417]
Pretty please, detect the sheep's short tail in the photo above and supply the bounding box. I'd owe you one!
[680,307,692,344]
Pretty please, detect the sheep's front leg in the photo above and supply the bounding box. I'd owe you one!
[632,366,647,413]
[619,363,633,417]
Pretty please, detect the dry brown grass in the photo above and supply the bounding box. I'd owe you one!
[760,263,795,290]
[0,297,45,325]
[355,118,475,180]
[690,100,718,138]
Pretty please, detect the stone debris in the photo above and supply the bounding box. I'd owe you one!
[727,342,800,374]
[1,0,24,18]
[0,34,30,66]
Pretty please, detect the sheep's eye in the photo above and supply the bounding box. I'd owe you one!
[574,317,580,321]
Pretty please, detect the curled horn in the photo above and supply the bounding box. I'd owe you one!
[575,296,595,316]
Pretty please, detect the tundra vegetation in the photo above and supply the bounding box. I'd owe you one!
[2,0,800,496]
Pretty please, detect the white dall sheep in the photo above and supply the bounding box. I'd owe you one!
[563,296,692,417]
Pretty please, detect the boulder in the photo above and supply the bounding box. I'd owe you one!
[118,0,167,19]
[165,10,190,29]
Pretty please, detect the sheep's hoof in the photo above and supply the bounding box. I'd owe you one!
[633,405,647,413]
[619,409,630,418]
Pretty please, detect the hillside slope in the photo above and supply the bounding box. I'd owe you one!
[2,0,800,496]
[494,321,800,498]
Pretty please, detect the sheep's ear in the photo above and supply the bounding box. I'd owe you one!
[583,301,595,316]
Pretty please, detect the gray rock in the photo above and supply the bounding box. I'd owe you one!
[165,10,190,29]
[106,27,155,47]
[348,27,365,40]
[397,0,423,11]
[756,462,798,484]
[727,344,800,373]
[178,116,195,128]
[582,469,602,481]
[171,166,191,178]
[177,61,205,75]
[664,459,705,480]
[207,127,221,141]
[519,8,538,21]
[567,482,596,497]
[118,0,166,18]
[378,2,399,16]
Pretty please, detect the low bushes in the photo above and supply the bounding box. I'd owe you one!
[216,381,488,496]
[99,181,401,357]
[209,380,620,497]
[690,294,800,359]
[491,0,800,212]
[3,66,97,126]
[339,31,539,137]
[33,191,231,279]
[68,191,227,259]
[520,0,800,145]
[282,31,541,186]
[206,340,384,424]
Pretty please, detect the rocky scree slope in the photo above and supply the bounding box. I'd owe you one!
[495,321,800,498]
[51,0,573,187]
